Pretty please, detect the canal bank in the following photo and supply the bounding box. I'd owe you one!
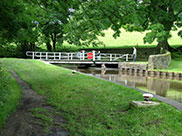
[61,65,182,110]
[1,58,182,136]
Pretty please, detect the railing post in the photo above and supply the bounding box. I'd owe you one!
[126,54,128,62]
[71,53,73,60]
[92,50,95,61]
[82,50,85,60]
[110,54,112,61]
[59,53,61,60]
[46,52,48,60]
[53,53,55,60]
[67,53,69,60]
[40,52,42,60]
[32,52,35,59]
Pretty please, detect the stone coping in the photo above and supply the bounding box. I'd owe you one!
[120,67,182,78]
[131,101,160,107]
[119,62,147,70]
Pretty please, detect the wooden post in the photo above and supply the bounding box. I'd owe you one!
[54,53,56,60]
[46,52,48,60]
[126,54,128,62]
[67,53,69,60]
[59,53,61,60]
[40,52,42,60]
[110,54,112,61]
[71,53,73,60]
[92,50,95,61]
[32,52,35,59]
[82,50,85,60]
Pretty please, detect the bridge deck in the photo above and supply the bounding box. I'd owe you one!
[43,60,119,64]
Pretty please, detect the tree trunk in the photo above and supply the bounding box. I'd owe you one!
[51,33,57,52]
[157,40,170,53]
[152,3,175,52]
[53,39,56,52]
[20,41,29,58]
[46,42,52,52]
[30,42,36,51]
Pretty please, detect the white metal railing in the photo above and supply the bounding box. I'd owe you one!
[26,51,133,62]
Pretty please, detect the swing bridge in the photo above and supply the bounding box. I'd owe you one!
[26,51,133,65]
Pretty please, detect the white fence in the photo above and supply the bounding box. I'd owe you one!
[26,51,133,62]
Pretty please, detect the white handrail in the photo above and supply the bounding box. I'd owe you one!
[26,51,132,62]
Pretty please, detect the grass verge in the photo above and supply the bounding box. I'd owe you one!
[0,62,22,129]
[1,58,182,136]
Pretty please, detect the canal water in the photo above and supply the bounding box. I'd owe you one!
[61,65,182,103]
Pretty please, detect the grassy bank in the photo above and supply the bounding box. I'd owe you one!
[1,58,182,135]
[0,64,22,128]
[164,59,182,73]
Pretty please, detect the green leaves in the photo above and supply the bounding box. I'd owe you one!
[177,30,182,38]
[144,24,171,44]
[0,0,25,41]
[1,0,182,49]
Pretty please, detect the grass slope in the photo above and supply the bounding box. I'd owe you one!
[1,58,182,136]
[0,64,22,128]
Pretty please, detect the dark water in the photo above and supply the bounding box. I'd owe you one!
[61,65,182,103]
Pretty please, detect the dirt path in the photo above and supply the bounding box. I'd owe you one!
[0,70,67,136]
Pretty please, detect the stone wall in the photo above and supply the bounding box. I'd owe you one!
[118,62,147,70]
[148,52,171,70]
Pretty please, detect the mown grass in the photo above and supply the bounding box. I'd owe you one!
[1,58,182,136]
[0,63,22,128]
[58,28,182,50]
[98,29,182,48]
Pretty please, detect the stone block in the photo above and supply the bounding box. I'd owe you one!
[148,52,171,70]
[120,62,147,70]
[161,72,168,76]
[168,72,174,77]
[131,101,160,107]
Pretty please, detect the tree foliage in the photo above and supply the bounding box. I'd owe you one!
[0,0,24,43]
[66,0,182,50]
[1,0,182,55]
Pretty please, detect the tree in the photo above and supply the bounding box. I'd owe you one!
[33,0,78,52]
[66,0,182,50]
[133,0,182,50]
[64,0,137,47]
[0,0,25,43]
[13,1,42,57]
[0,0,41,57]
[40,13,66,52]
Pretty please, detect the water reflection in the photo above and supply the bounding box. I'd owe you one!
[147,78,170,97]
[61,65,182,103]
